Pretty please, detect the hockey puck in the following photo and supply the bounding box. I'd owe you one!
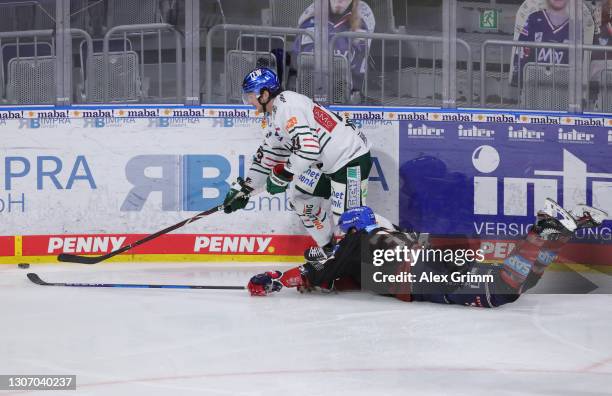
[18,263,30,269]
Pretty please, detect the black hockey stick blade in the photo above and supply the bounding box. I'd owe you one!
[27,273,48,285]
[57,253,109,264]
[27,273,246,290]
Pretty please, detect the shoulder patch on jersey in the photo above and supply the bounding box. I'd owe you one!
[313,106,337,132]
[285,116,298,132]
[279,93,286,103]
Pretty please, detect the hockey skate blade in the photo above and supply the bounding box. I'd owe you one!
[571,204,608,225]
[543,198,577,232]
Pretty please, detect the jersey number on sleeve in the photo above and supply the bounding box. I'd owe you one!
[291,135,302,152]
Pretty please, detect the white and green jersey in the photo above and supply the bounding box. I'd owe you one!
[247,91,370,187]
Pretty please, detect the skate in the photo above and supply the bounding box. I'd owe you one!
[532,198,578,241]
[570,204,608,229]
[304,243,334,263]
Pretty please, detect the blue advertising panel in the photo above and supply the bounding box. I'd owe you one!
[398,120,612,244]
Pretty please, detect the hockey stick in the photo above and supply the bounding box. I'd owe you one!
[27,273,245,290]
[57,189,253,264]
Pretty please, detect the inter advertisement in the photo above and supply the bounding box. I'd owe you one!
[398,120,612,265]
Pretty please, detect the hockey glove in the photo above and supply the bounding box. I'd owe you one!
[223,177,254,214]
[247,271,284,296]
[266,164,293,195]
[247,267,310,296]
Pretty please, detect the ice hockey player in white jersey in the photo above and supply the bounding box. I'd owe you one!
[223,67,372,261]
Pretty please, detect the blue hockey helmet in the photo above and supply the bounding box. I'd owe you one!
[338,206,377,233]
[242,67,281,105]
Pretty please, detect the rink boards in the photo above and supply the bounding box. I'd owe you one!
[0,105,610,266]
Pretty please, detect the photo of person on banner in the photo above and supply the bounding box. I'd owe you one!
[509,0,595,87]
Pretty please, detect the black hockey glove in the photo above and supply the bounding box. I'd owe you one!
[223,177,254,214]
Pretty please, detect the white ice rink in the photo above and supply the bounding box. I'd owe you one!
[2,262,612,396]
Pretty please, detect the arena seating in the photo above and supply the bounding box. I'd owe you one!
[0,0,607,112]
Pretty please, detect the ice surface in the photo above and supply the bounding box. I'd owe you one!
[1,262,611,396]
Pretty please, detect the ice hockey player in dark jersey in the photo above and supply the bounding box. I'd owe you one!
[511,0,569,86]
[247,201,607,308]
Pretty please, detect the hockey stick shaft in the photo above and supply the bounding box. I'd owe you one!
[27,273,245,290]
[57,188,257,264]
[57,204,225,264]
